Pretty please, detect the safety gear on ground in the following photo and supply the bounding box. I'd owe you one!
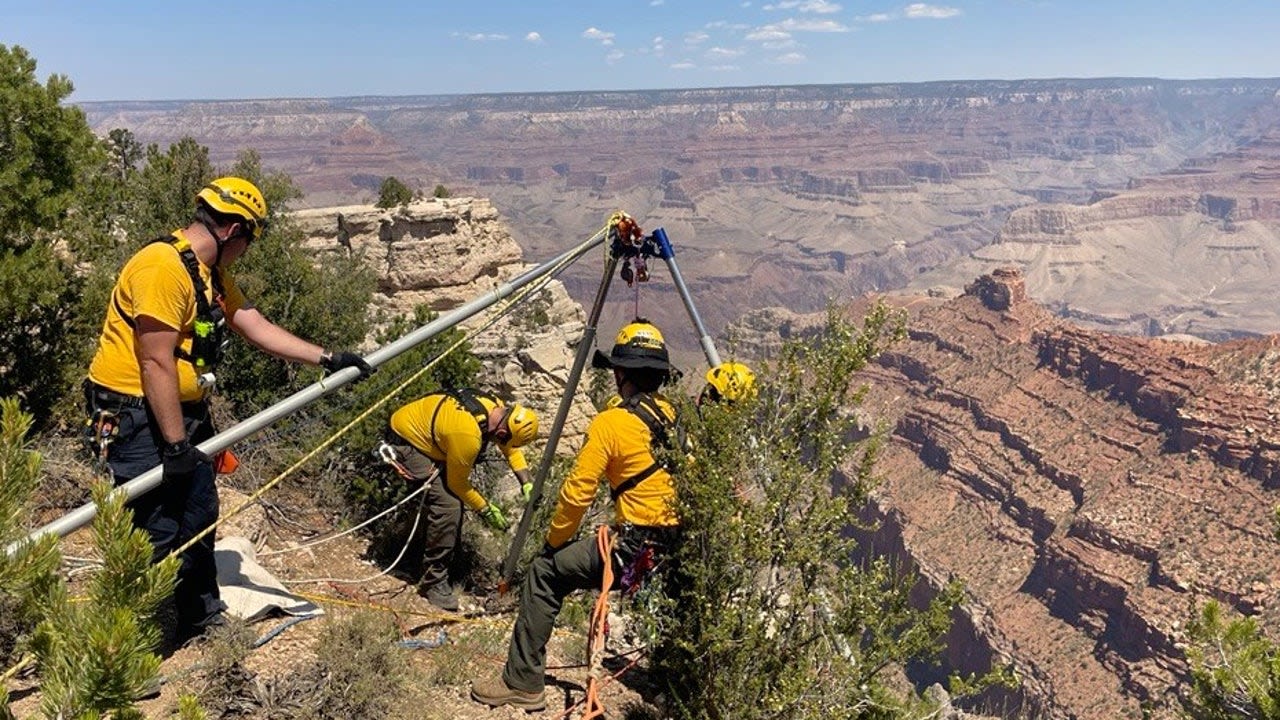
[591,320,671,371]
[196,177,267,241]
[471,673,546,711]
[479,503,509,531]
[320,350,374,377]
[704,361,757,403]
[503,404,538,448]
[162,439,210,485]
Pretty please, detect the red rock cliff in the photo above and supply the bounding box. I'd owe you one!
[850,268,1280,719]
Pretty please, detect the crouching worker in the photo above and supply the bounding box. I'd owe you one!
[472,320,684,711]
[84,177,372,646]
[380,389,539,611]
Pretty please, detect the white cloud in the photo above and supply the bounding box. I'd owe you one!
[606,49,625,64]
[670,61,697,70]
[764,0,842,12]
[778,17,849,31]
[706,46,744,60]
[709,64,741,72]
[774,52,806,64]
[904,3,961,18]
[650,0,665,4]
[455,32,509,41]
[685,30,710,45]
[525,31,543,44]
[859,12,894,22]
[746,27,792,42]
[582,27,616,45]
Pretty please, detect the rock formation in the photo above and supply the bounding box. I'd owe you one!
[291,198,597,443]
[740,267,1280,719]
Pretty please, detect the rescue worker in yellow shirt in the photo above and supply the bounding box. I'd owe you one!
[472,320,682,711]
[84,177,373,643]
[382,389,539,611]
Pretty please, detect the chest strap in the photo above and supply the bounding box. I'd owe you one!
[610,392,680,501]
[111,235,228,371]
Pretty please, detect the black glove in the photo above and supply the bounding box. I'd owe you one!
[321,350,374,378]
[162,439,210,485]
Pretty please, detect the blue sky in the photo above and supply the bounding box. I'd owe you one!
[6,0,1280,101]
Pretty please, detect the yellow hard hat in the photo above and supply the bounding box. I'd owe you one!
[592,320,671,370]
[196,177,268,241]
[503,404,539,448]
[704,362,756,402]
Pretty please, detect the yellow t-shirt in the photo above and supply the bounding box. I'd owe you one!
[389,393,529,511]
[87,231,246,402]
[546,395,679,549]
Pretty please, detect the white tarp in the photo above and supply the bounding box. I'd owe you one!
[214,536,323,621]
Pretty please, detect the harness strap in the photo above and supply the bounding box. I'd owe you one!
[111,236,227,370]
[428,388,499,456]
[610,392,679,501]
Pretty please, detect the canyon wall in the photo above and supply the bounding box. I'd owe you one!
[780,268,1280,718]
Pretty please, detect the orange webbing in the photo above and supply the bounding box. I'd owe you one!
[581,524,616,719]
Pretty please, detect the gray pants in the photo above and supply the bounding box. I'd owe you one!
[387,435,461,590]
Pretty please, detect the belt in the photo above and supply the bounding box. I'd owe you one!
[86,381,146,409]
[85,381,207,414]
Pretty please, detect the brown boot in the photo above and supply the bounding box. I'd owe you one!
[471,672,545,711]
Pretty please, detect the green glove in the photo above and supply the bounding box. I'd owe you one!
[479,503,509,531]
[521,482,534,502]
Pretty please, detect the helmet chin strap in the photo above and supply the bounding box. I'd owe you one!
[200,217,228,266]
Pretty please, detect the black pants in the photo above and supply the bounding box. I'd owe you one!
[88,388,225,633]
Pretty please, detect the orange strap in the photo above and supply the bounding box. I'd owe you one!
[581,524,616,719]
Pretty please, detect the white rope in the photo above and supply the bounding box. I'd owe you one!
[259,473,434,558]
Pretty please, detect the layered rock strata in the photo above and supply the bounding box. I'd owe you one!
[833,268,1280,718]
[292,198,597,443]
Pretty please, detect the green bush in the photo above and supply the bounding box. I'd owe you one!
[648,304,965,719]
[376,177,413,209]
[1184,600,1280,719]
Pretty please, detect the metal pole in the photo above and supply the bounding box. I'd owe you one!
[651,228,721,368]
[13,232,606,554]
[501,254,619,587]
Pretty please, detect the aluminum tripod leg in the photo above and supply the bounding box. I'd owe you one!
[500,255,619,587]
[652,228,721,368]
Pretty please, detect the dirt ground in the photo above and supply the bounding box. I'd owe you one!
[8,468,659,720]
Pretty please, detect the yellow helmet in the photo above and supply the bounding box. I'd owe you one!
[503,404,539,448]
[704,362,756,403]
[196,177,268,241]
[592,320,671,370]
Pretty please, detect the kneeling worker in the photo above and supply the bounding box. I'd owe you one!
[472,320,683,711]
[382,389,539,611]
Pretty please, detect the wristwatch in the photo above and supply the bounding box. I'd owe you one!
[162,439,191,457]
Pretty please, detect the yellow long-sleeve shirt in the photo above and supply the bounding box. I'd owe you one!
[389,393,528,511]
[546,395,680,549]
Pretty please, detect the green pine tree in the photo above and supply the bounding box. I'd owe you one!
[28,480,178,719]
[0,397,61,713]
